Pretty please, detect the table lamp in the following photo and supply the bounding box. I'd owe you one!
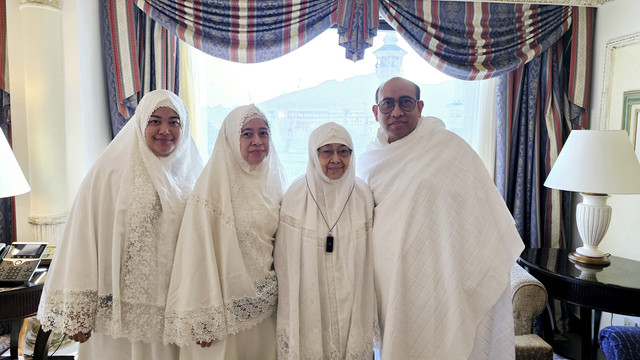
[544,130,640,266]
[0,133,30,198]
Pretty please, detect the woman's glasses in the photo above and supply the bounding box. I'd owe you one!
[317,147,352,159]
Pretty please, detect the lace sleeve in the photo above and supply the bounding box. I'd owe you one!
[164,274,278,346]
[37,289,98,335]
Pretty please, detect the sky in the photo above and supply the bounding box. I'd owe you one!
[190,28,453,108]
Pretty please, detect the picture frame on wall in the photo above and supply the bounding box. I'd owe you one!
[622,90,640,156]
[636,112,640,161]
[599,32,640,130]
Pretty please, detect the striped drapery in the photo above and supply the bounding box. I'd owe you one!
[495,6,594,248]
[134,0,378,62]
[102,0,179,136]
[0,90,12,246]
[104,0,378,133]
[379,1,572,80]
[332,0,379,61]
[0,0,6,94]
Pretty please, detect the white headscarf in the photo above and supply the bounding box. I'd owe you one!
[275,122,377,359]
[164,104,286,346]
[38,89,203,343]
[305,122,356,221]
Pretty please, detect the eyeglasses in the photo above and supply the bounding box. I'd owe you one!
[376,96,418,114]
[317,147,352,159]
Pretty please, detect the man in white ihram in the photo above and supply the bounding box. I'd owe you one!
[358,77,524,359]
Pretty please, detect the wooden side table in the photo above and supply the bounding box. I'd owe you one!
[0,282,44,360]
[518,248,640,360]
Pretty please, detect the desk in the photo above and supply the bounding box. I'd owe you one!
[0,282,44,359]
[518,248,640,360]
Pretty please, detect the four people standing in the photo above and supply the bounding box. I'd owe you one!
[39,79,524,359]
[275,122,377,360]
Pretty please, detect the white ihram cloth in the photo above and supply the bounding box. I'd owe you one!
[275,122,378,360]
[37,90,203,360]
[358,117,524,360]
[164,104,286,359]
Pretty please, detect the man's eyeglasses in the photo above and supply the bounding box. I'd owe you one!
[317,147,352,159]
[376,96,418,114]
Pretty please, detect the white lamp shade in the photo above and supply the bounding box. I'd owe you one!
[544,130,640,194]
[0,133,30,198]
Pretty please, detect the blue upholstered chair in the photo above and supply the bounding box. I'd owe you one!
[599,326,640,360]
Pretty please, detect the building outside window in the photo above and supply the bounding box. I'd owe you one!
[189,29,489,184]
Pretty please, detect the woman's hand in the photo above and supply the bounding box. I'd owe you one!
[68,330,92,343]
[196,340,212,348]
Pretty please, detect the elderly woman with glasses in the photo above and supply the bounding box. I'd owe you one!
[274,122,378,360]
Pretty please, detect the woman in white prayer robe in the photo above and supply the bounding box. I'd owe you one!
[164,104,286,359]
[37,89,203,360]
[275,122,377,360]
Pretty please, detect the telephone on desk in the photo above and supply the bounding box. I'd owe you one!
[0,242,48,283]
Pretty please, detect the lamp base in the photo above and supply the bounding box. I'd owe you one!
[570,261,604,281]
[569,251,610,267]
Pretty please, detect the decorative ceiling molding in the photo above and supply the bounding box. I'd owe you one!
[445,0,614,6]
[19,0,62,11]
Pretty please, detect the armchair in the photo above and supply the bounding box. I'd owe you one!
[511,263,553,360]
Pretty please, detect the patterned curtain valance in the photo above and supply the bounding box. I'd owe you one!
[133,1,577,81]
[380,1,572,80]
[105,0,588,135]
[135,0,378,62]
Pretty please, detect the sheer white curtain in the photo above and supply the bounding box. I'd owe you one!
[179,30,501,182]
[473,78,498,180]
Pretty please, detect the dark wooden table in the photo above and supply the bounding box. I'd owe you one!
[518,247,640,360]
[0,282,44,359]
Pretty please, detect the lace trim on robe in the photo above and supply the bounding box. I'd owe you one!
[229,170,273,282]
[164,273,277,347]
[38,290,98,335]
[96,296,167,342]
[98,149,168,342]
[121,169,162,305]
[276,321,378,360]
[189,195,235,228]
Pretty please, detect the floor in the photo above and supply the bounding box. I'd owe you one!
[0,333,77,360]
[554,353,570,360]
[0,333,578,360]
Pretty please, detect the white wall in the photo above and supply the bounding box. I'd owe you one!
[589,0,640,329]
[61,0,112,201]
[7,0,110,241]
[589,0,640,262]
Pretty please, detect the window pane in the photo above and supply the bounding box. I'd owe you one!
[190,29,489,184]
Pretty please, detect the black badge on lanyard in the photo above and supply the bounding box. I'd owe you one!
[326,235,334,253]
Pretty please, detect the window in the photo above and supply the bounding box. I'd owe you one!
[188,29,493,184]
